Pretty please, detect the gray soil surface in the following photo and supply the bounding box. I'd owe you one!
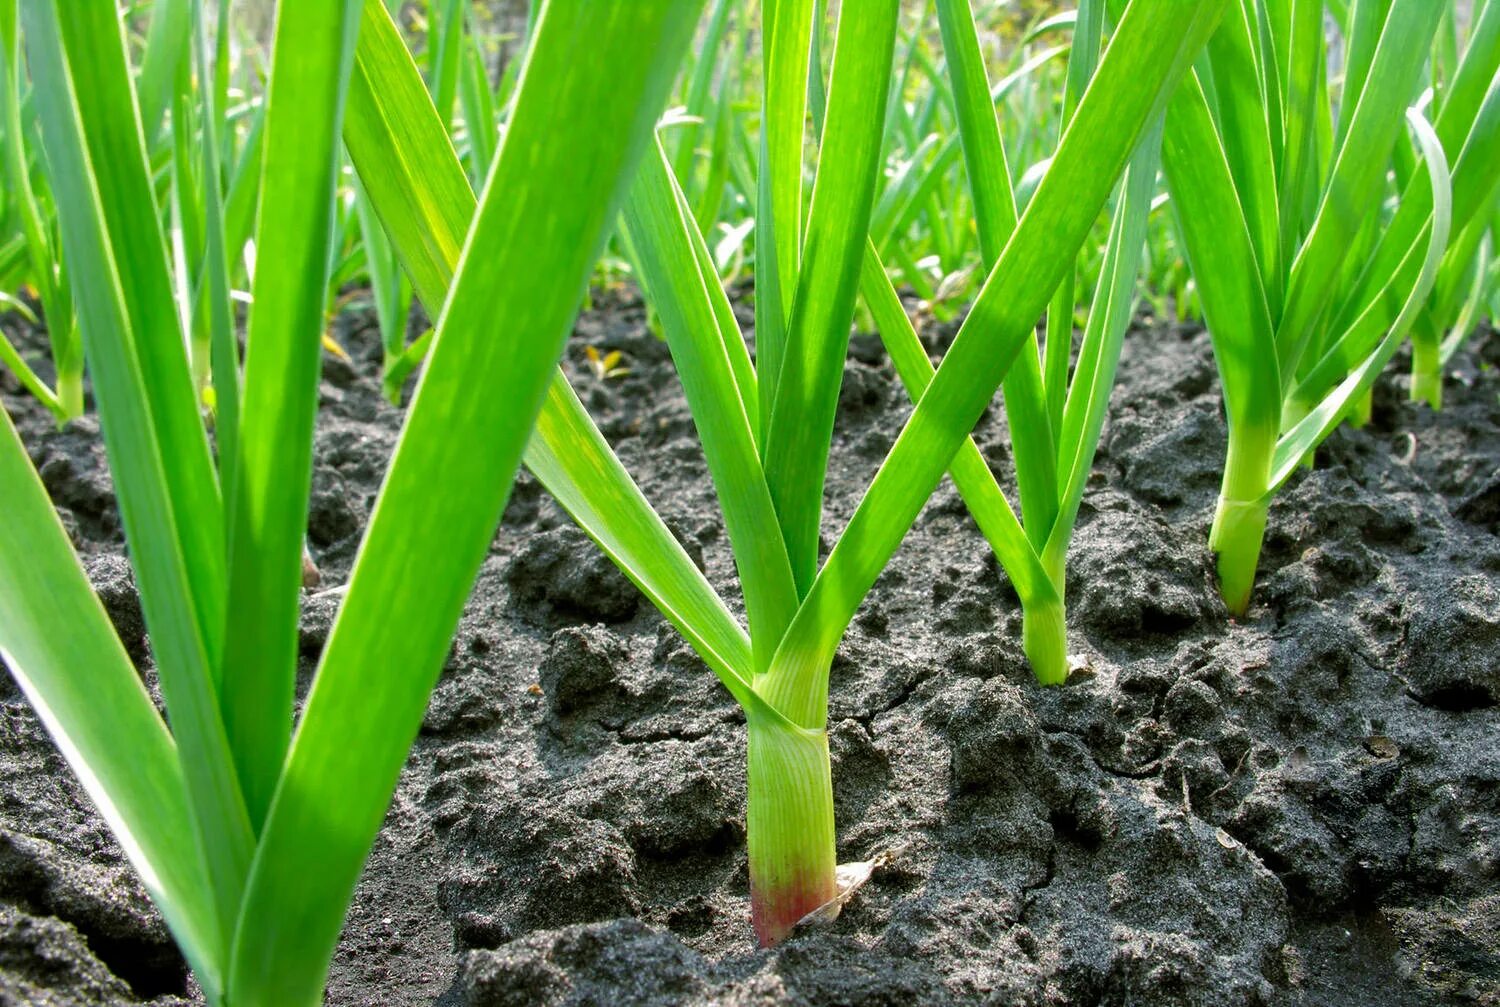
[1,289,1497,1005]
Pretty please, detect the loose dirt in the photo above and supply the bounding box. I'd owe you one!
[2,290,1496,1005]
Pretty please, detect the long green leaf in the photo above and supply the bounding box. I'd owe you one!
[761,0,1230,728]
[762,0,900,595]
[137,0,191,143]
[859,240,1054,609]
[47,1,227,670]
[1206,0,1284,311]
[1048,119,1162,564]
[219,0,362,834]
[341,0,752,693]
[1160,70,1281,461]
[935,0,1056,553]
[23,0,252,948]
[1275,0,1444,381]
[1,0,78,421]
[621,141,799,672]
[754,0,814,442]
[0,408,221,993]
[1270,107,1452,487]
[1043,0,1102,434]
[229,6,705,1000]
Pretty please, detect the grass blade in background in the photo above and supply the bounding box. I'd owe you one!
[0,0,80,422]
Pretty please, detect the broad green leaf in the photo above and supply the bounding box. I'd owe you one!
[621,141,798,672]
[754,0,814,444]
[48,1,227,669]
[1275,0,1323,263]
[1206,0,1283,311]
[1160,70,1281,459]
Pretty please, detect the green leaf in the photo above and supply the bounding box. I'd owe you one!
[1160,68,1281,484]
[858,239,1053,610]
[342,0,751,695]
[935,0,1055,553]
[754,0,814,446]
[1,0,80,421]
[762,0,900,595]
[345,0,756,702]
[1049,119,1162,565]
[1270,106,1452,488]
[761,0,1231,728]
[621,140,798,672]
[1205,0,1284,311]
[1044,0,1102,434]
[219,0,362,833]
[229,6,705,1000]
[24,0,252,946]
[137,0,191,143]
[429,0,464,129]
[1274,0,1324,266]
[0,407,222,994]
[1275,0,1445,382]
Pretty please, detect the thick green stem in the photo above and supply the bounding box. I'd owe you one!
[1022,593,1068,686]
[1410,330,1443,408]
[746,707,836,947]
[53,347,84,423]
[1210,429,1273,617]
[1021,551,1068,686]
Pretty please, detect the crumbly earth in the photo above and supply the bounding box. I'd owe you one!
[1,289,1496,1006]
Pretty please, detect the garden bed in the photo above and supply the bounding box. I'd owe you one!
[1,289,1496,1005]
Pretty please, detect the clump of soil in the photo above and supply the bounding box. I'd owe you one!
[1,290,1497,1006]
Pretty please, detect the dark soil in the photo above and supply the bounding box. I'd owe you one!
[1,289,1497,1006]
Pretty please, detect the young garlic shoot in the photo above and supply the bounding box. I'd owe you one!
[354,0,1227,947]
[1400,0,1500,407]
[861,0,1163,687]
[1155,0,1479,616]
